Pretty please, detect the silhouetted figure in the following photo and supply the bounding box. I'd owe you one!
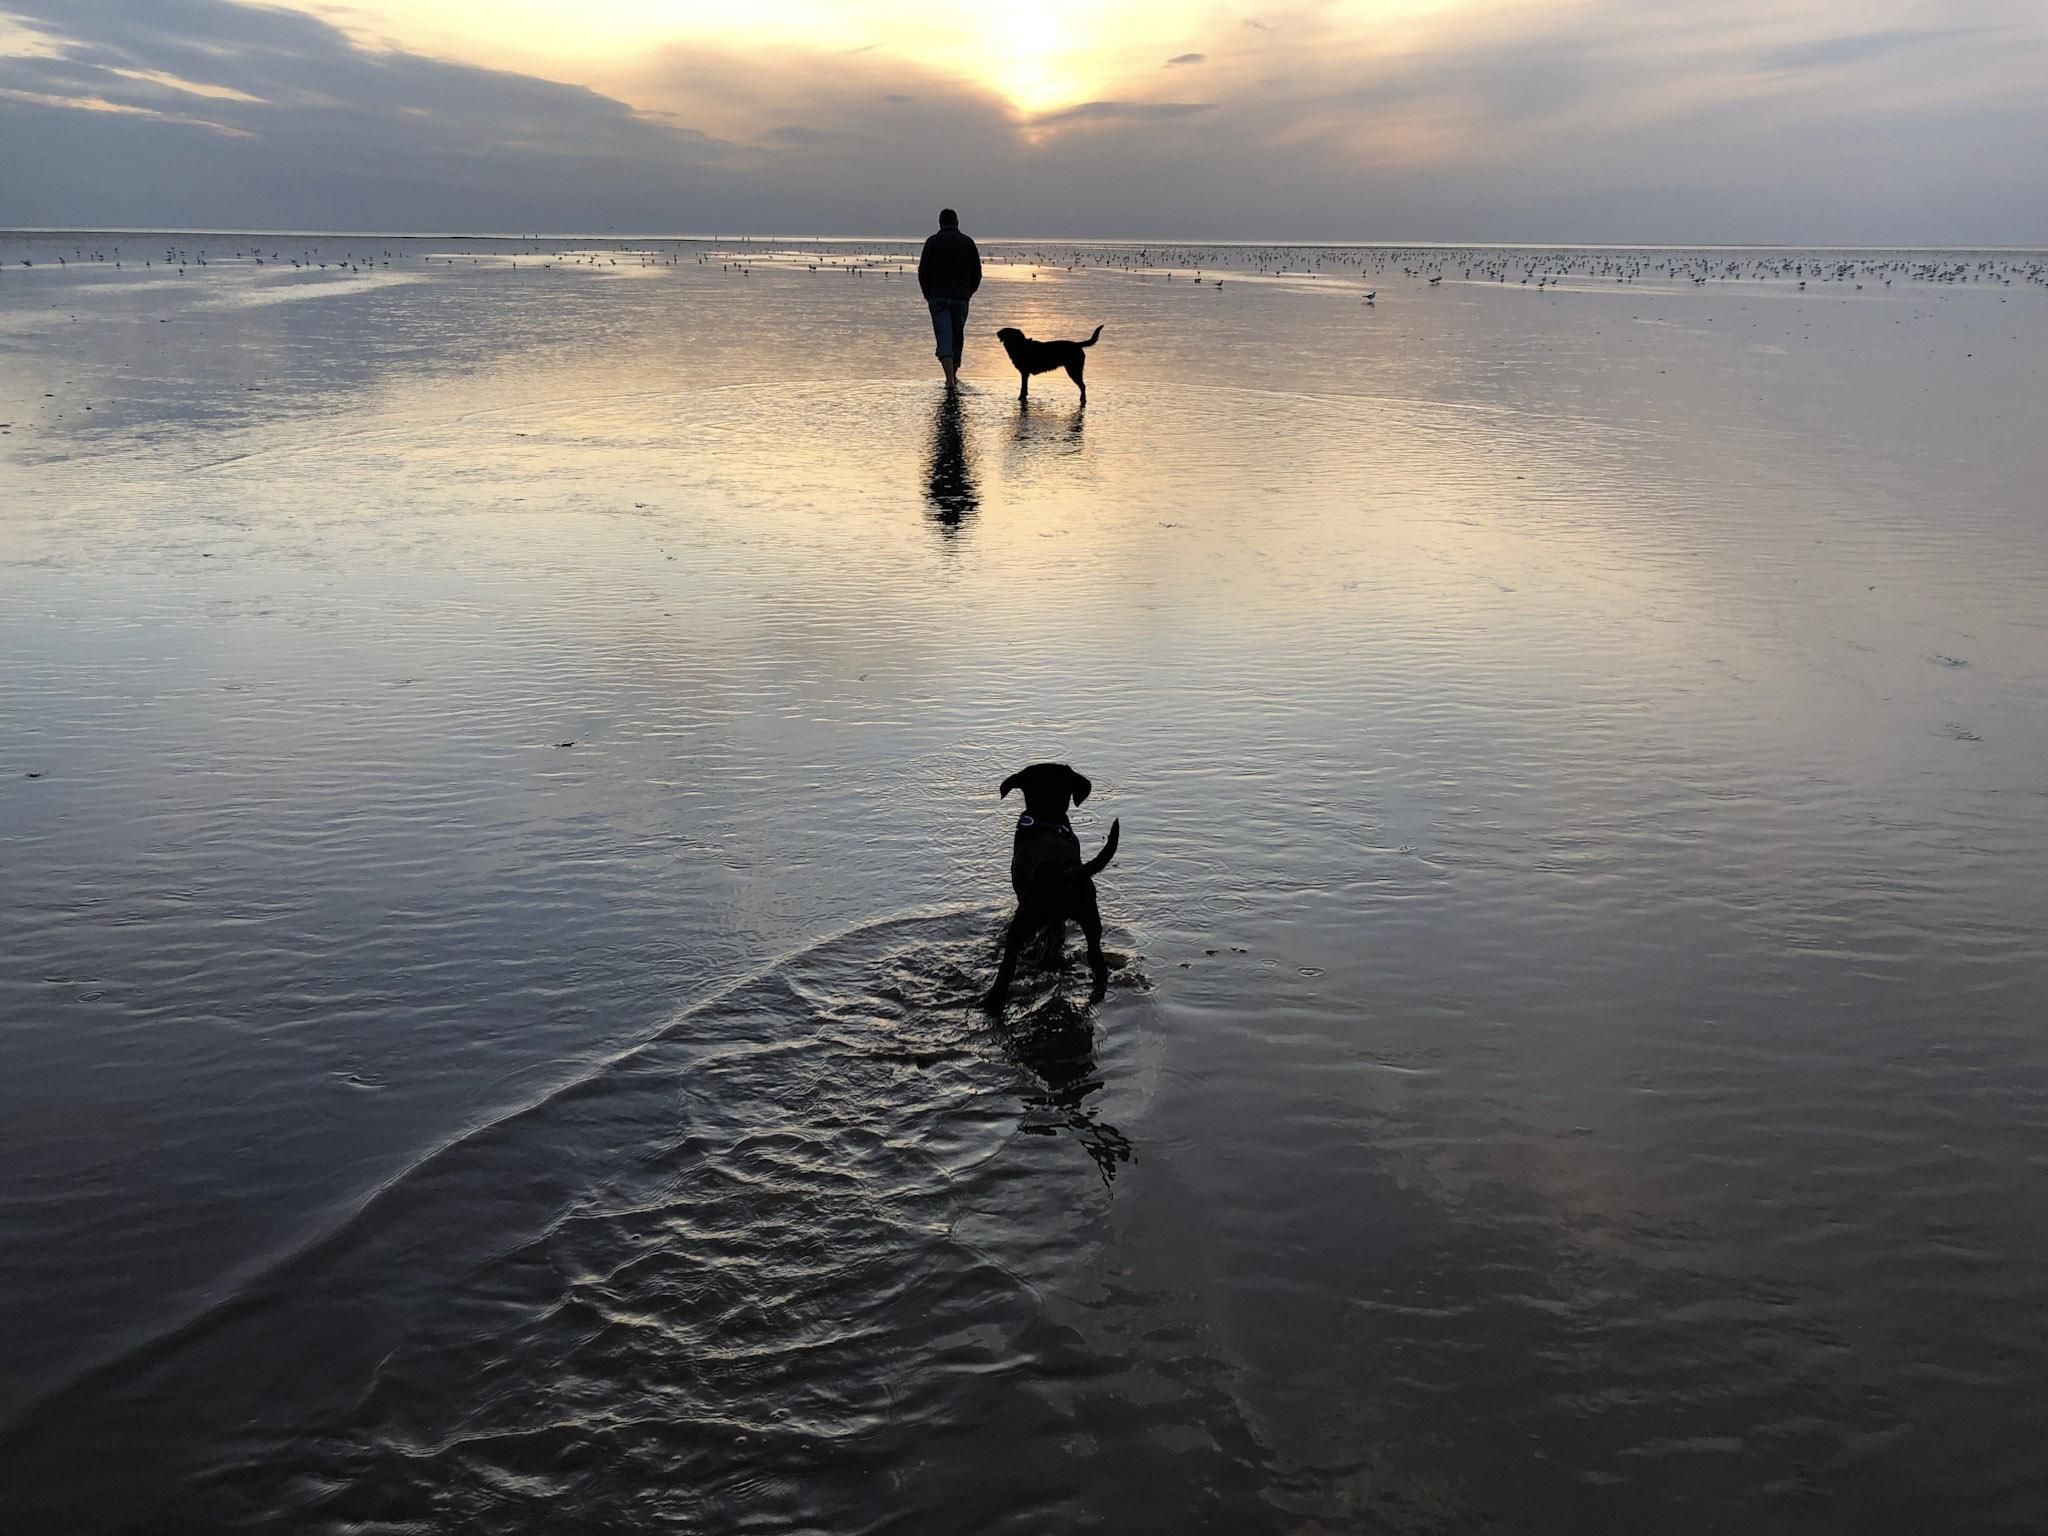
[985,763,1119,1008]
[996,325,1101,406]
[924,390,979,534]
[918,208,982,389]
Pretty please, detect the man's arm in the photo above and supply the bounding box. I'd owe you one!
[917,236,935,299]
[967,239,983,296]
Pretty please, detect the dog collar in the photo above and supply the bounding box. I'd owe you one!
[1017,813,1071,832]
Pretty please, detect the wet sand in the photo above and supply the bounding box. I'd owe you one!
[2,234,2046,1532]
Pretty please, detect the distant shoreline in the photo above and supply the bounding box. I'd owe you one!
[4,228,2045,256]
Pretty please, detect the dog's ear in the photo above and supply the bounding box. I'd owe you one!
[999,771,1023,798]
[1067,768,1091,805]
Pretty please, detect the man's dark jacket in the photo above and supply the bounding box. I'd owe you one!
[918,226,982,302]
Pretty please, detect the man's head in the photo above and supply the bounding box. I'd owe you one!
[938,208,959,228]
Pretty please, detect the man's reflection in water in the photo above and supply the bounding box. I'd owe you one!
[1003,1001,1133,1186]
[925,390,979,536]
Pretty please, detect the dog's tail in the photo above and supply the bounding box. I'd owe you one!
[1081,325,1103,348]
[1084,818,1120,875]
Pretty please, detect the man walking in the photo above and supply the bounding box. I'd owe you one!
[918,208,981,388]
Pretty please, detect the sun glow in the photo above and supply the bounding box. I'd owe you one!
[265,0,1495,127]
[287,0,1223,115]
[972,1,1097,115]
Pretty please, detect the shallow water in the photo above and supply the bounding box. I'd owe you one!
[3,234,2047,1532]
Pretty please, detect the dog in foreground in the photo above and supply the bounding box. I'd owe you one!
[995,325,1102,406]
[985,762,1120,1007]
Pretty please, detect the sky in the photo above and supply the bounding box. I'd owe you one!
[2,0,2045,242]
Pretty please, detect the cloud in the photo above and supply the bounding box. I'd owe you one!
[0,0,2044,241]
[1027,99,1214,128]
[0,83,254,135]
[763,123,842,144]
[0,0,734,230]
[1757,27,1973,73]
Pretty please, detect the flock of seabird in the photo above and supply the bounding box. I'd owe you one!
[8,237,2043,300]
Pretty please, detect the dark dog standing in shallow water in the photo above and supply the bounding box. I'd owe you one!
[985,763,1121,1007]
[995,325,1102,406]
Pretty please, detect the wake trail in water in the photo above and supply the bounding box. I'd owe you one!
[0,906,1160,1533]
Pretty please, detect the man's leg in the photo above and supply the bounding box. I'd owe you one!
[931,301,955,383]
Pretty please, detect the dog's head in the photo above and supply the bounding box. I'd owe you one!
[995,327,1027,358]
[999,762,1091,819]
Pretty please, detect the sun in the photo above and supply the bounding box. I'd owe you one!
[953,0,1110,115]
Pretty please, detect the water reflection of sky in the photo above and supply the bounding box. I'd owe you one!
[3,237,2047,1532]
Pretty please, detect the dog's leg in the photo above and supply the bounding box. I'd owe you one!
[1079,898,1109,1001]
[984,911,1031,1008]
[1019,371,1029,403]
[1067,361,1086,406]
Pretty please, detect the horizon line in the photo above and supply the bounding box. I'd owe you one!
[5,227,2047,256]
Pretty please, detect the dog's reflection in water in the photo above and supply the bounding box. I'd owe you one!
[924,390,979,535]
[1013,394,1086,453]
[1000,996,1134,1186]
